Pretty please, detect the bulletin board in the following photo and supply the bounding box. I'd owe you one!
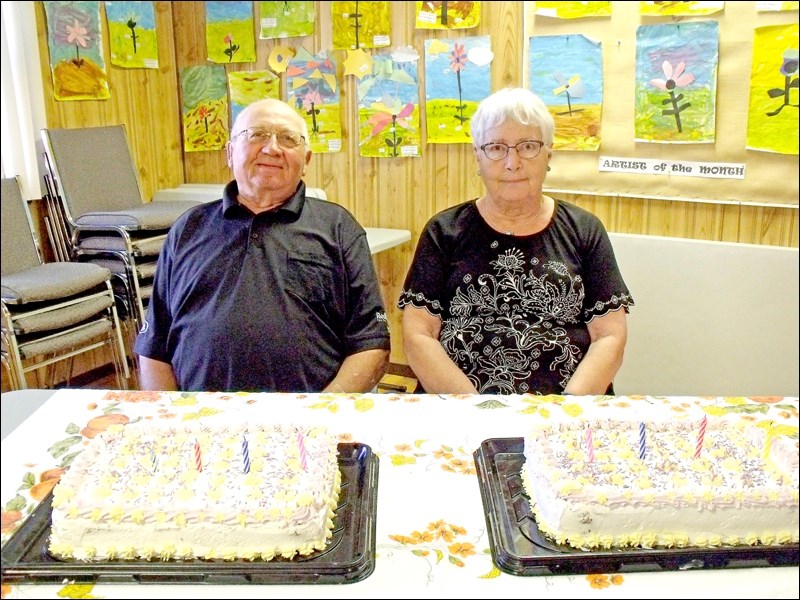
[524,2,799,206]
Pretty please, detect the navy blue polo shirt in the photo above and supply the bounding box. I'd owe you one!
[134,181,390,392]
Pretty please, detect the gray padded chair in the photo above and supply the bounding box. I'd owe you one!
[40,125,201,330]
[1,177,130,390]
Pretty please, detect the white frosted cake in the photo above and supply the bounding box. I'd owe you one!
[49,422,341,561]
[522,414,799,550]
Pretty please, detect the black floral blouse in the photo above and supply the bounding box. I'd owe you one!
[398,199,635,395]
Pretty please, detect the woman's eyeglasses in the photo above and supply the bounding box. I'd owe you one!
[480,140,544,161]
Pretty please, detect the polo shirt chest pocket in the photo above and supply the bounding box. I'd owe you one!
[286,253,334,303]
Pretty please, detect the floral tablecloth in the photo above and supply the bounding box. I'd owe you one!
[2,390,798,599]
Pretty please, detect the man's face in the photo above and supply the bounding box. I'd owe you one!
[227,100,312,203]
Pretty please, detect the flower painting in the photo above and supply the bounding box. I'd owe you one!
[747,23,799,155]
[180,64,229,152]
[529,34,603,151]
[105,1,159,69]
[205,1,255,64]
[424,36,492,144]
[44,1,110,101]
[259,0,315,39]
[635,21,718,143]
[357,51,421,158]
[286,48,342,153]
[228,69,280,125]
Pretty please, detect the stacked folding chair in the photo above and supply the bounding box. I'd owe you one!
[39,125,201,354]
[1,177,130,390]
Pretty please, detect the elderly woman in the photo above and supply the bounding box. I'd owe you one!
[399,87,634,396]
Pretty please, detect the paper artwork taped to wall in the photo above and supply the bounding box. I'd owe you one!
[529,34,603,151]
[424,36,492,144]
[259,1,314,39]
[357,49,421,158]
[639,1,724,16]
[104,1,159,69]
[634,21,718,144]
[180,64,229,152]
[414,1,480,29]
[332,1,391,50]
[44,0,111,101]
[746,23,799,155]
[286,48,342,154]
[532,1,611,19]
[228,69,281,125]
[206,1,256,64]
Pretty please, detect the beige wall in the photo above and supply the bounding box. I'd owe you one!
[33,1,799,371]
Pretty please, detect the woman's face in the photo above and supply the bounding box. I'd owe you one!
[474,119,552,201]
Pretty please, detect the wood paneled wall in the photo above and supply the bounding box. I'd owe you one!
[34,1,799,370]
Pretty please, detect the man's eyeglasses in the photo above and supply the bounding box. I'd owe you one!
[232,128,306,149]
[480,140,544,161]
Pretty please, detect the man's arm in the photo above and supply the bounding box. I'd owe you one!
[138,355,179,391]
[323,348,389,393]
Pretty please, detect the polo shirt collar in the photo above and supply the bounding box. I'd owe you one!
[221,180,307,218]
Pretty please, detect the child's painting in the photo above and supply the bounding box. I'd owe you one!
[635,21,719,143]
[424,36,492,144]
[332,1,391,50]
[44,1,110,101]
[415,1,480,29]
[228,69,281,125]
[532,1,611,19]
[206,1,256,64]
[104,1,159,68]
[286,48,342,153]
[259,1,314,39]
[640,1,724,16]
[357,50,421,158]
[747,23,799,155]
[180,64,229,152]
[529,34,603,151]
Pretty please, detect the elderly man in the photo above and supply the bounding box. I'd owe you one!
[135,99,390,392]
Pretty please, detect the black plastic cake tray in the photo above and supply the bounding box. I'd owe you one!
[473,437,799,576]
[1,443,378,585]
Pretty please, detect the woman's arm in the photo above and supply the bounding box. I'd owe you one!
[402,305,478,394]
[563,308,628,395]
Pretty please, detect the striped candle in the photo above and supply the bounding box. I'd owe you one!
[585,427,595,463]
[638,422,647,460]
[694,415,707,459]
[297,430,307,471]
[194,440,203,472]
[242,435,251,474]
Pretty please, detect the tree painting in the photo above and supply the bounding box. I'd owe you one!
[286,48,342,154]
[105,1,160,69]
[414,1,481,29]
[332,1,391,50]
[44,1,110,100]
[634,21,718,143]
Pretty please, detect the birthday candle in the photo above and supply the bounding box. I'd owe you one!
[297,430,307,471]
[194,440,203,472]
[585,427,595,463]
[242,435,251,474]
[150,446,158,473]
[694,415,707,459]
[638,422,647,460]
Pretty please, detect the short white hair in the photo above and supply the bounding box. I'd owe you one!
[470,87,554,147]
